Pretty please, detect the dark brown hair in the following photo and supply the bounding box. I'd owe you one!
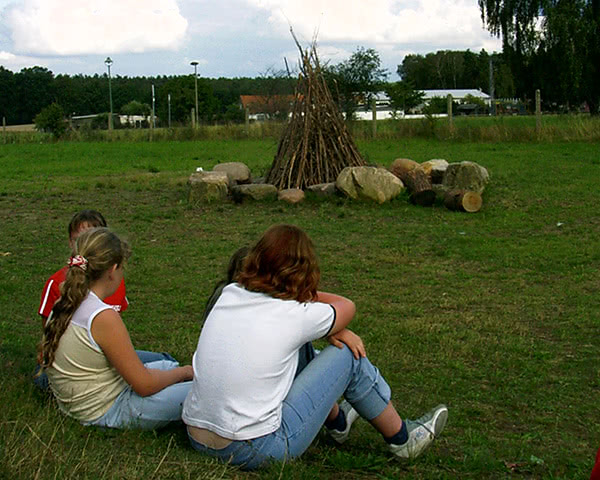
[202,246,250,322]
[236,225,320,303]
[68,210,107,237]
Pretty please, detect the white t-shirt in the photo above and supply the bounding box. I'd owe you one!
[182,283,335,440]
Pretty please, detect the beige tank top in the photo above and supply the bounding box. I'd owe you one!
[46,292,128,422]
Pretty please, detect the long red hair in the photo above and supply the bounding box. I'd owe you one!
[236,224,320,303]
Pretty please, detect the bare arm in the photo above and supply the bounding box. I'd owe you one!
[91,309,192,397]
[328,328,366,359]
[315,291,356,335]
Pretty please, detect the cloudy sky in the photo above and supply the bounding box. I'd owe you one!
[0,0,502,79]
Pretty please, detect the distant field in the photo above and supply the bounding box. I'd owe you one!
[1,138,599,479]
[2,123,35,131]
[3,113,600,143]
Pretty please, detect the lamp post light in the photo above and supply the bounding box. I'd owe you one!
[104,57,114,130]
[190,61,199,128]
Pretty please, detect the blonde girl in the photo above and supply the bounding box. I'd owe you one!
[39,227,192,429]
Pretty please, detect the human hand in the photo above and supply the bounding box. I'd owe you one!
[328,328,366,359]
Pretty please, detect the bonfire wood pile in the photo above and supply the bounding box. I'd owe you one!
[266,39,365,190]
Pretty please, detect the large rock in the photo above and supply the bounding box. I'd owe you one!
[306,182,337,197]
[418,159,449,184]
[231,184,277,202]
[278,188,305,204]
[188,171,229,204]
[442,161,489,194]
[213,162,251,185]
[336,167,404,203]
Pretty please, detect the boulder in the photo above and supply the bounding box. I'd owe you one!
[442,161,489,194]
[389,158,419,180]
[306,182,337,196]
[418,159,449,184]
[278,188,305,204]
[231,184,277,202]
[336,167,404,204]
[213,162,251,185]
[188,171,229,204]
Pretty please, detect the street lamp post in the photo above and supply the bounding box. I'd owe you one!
[104,57,114,130]
[190,61,199,128]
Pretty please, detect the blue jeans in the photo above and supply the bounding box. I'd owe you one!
[33,350,176,392]
[87,359,192,430]
[188,345,391,470]
[135,350,176,364]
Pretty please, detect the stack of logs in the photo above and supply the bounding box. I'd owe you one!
[390,158,483,213]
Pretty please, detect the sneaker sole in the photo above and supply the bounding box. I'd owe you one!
[431,405,448,437]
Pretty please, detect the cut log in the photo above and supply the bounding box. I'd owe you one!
[418,159,448,184]
[389,158,418,180]
[443,189,482,213]
[402,168,436,206]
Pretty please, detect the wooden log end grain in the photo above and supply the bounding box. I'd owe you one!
[444,189,482,212]
[389,158,419,180]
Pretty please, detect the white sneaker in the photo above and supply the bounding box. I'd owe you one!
[389,404,448,459]
[326,400,360,444]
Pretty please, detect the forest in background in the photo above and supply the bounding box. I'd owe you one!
[0,40,595,128]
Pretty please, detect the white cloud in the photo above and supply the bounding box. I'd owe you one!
[244,0,500,51]
[6,0,188,55]
[0,49,48,69]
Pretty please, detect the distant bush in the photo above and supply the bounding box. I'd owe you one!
[34,103,67,138]
[424,96,459,115]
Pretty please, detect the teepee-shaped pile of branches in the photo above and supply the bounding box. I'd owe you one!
[266,38,366,190]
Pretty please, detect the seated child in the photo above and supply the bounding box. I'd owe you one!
[183,224,447,469]
[38,227,192,429]
[39,210,127,325]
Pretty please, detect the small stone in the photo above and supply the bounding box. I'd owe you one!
[278,188,305,204]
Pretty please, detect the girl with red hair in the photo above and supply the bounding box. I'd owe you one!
[184,224,447,469]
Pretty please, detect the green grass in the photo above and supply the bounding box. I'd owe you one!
[1,138,599,479]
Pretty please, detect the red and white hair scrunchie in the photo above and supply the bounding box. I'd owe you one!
[68,255,88,271]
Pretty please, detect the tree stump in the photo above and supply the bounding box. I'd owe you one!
[443,189,482,212]
[402,168,436,206]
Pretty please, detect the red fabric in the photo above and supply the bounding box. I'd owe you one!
[591,446,600,480]
[38,266,128,319]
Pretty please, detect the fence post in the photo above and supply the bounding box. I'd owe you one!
[535,89,541,136]
[2,117,5,144]
[447,94,453,128]
[245,107,250,137]
[371,98,377,138]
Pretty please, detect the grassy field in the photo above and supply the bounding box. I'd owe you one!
[1,137,599,479]
[4,113,600,144]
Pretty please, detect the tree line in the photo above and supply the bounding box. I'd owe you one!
[0,66,296,126]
